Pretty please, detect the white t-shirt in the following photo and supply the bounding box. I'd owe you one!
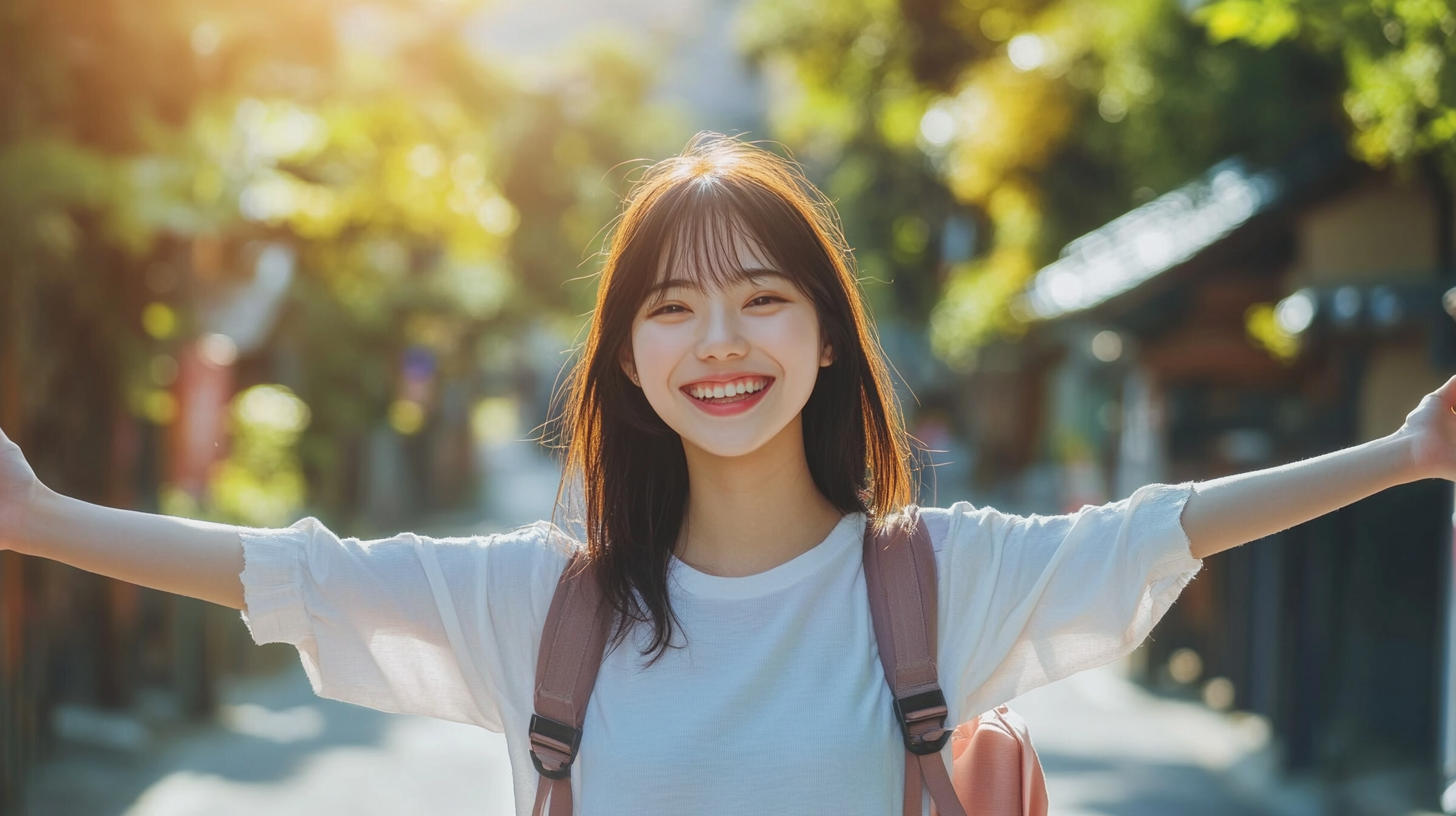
[238,481,1203,816]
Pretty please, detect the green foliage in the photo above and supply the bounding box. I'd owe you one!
[1199,0,1303,46]
[158,384,312,527]
[1,0,682,520]
[1198,0,1456,166]
[208,385,313,527]
[745,0,1346,363]
[739,0,960,323]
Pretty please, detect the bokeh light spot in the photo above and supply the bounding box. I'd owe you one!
[477,196,519,236]
[142,303,178,340]
[236,385,311,434]
[1090,330,1122,362]
[389,399,425,435]
[1168,647,1203,684]
[471,397,520,444]
[199,333,239,367]
[1007,34,1047,71]
[919,106,955,148]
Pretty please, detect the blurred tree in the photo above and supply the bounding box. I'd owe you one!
[0,2,670,808]
[0,0,680,525]
[743,0,1344,366]
[1198,0,1456,169]
[739,0,963,325]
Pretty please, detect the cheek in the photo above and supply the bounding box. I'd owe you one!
[762,311,823,369]
[632,323,686,381]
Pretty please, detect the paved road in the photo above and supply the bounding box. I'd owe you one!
[25,657,1288,816]
[1012,660,1306,816]
[24,661,516,816]
[21,438,1302,816]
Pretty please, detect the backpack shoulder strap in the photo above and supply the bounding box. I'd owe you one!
[529,550,614,816]
[863,506,969,816]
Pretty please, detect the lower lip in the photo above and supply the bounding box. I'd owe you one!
[682,380,773,416]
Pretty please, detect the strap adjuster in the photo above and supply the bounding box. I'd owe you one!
[528,713,582,780]
[893,688,952,755]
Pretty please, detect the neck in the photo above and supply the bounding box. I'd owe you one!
[676,414,846,577]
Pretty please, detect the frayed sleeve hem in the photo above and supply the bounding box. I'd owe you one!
[237,518,317,647]
[1137,481,1204,582]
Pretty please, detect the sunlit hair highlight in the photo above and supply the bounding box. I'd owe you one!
[550,132,915,662]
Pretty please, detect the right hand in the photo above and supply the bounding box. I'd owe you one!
[0,423,42,550]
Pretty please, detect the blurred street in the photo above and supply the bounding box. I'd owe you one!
[22,656,1302,816]
[1013,662,1312,816]
[19,438,1313,816]
[22,661,516,816]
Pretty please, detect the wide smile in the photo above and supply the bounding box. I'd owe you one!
[679,376,775,417]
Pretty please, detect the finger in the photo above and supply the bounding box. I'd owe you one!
[1436,374,1456,408]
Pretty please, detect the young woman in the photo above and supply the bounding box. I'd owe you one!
[2,133,1455,815]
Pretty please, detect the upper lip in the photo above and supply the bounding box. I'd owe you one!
[679,373,775,388]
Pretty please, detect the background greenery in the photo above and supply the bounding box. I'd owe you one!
[742,0,1451,365]
[5,0,1455,524]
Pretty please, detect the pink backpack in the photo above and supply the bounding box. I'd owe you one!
[526,506,1050,816]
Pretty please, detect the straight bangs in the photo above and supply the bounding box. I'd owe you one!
[552,133,916,663]
[639,189,794,309]
[613,173,820,319]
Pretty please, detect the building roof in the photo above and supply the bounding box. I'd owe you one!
[1019,158,1285,321]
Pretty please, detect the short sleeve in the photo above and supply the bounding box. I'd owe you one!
[237,517,572,731]
[925,482,1203,718]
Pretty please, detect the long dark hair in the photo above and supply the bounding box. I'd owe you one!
[551,132,914,662]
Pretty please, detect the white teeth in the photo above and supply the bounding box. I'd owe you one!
[688,378,768,399]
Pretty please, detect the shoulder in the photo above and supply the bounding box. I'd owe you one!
[478,519,582,556]
[913,501,1015,555]
[425,519,579,600]
[427,521,583,639]
[442,518,579,568]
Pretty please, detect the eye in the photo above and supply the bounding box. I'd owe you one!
[649,303,688,316]
[747,295,785,308]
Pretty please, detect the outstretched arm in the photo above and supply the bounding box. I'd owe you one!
[0,424,244,609]
[1180,374,1456,560]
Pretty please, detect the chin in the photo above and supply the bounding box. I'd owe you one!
[654,392,809,460]
[673,416,799,460]
[678,432,773,459]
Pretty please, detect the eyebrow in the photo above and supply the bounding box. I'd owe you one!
[646,268,788,296]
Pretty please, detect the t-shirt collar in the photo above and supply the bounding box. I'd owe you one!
[667,511,867,600]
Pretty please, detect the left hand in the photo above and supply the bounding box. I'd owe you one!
[0,422,44,551]
[1394,374,1456,481]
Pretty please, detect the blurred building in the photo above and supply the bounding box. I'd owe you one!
[961,132,1456,813]
[0,231,487,813]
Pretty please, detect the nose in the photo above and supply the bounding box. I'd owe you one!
[695,301,749,361]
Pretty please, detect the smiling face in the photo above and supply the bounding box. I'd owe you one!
[556,134,916,666]
[622,220,834,459]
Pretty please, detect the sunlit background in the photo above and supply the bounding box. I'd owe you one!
[5,0,1456,813]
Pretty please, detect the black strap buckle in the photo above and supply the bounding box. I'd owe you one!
[528,713,582,780]
[893,688,952,755]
